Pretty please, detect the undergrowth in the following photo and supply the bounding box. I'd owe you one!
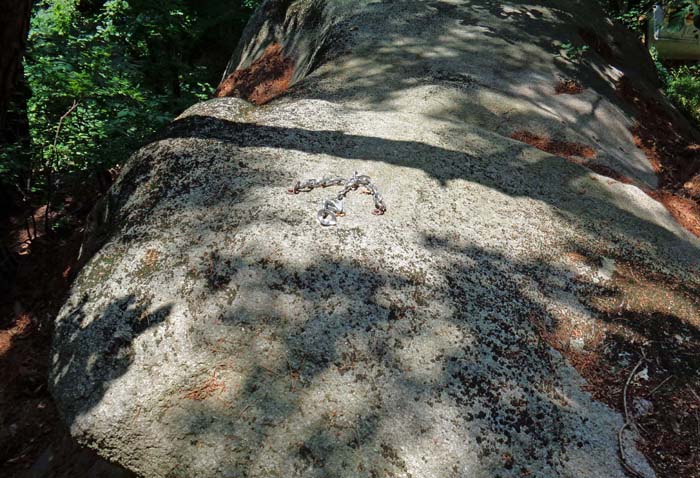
[604,0,700,125]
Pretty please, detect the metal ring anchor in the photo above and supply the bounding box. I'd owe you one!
[317,209,338,226]
[317,198,344,226]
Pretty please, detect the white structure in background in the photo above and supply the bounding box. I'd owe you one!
[653,3,665,40]
[647,2,700,59]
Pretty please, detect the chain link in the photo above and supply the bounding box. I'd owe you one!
[287,171,387,226]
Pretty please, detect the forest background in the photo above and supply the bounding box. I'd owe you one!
[0,0,261,237]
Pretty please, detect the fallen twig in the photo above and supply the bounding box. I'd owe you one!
[617,357,649,478]
[647,375,673,397]
[688,386,700,405]
[238,402,252,418]
[623,359,644,423]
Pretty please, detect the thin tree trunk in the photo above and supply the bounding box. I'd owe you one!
[0,0,33,228]
[44,100,78,236]
[0,0,33,130]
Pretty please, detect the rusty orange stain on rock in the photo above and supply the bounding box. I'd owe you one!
[215,43,295,105]
[554,79,584,95]
[615,76,700,237]
[510,130,596,159]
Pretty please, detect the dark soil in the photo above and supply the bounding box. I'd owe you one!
[647,189,700,237]
[0,186,132,478]
[615,76,700,192]
[614,75,700,237]
[538,256,700,478]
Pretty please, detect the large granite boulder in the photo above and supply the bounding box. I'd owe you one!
[51,1,700,477]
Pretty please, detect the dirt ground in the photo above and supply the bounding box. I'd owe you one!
[0,191,133,478]
[535,255,700,478]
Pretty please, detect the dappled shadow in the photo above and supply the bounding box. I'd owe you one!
[162,114,700,263]
[582,259,700,385]
[50,293,172,422]
[51,104,697,476]
[262,0,671,187]
[49,1,700,477]
[152,243,638,476]
[545,253,700,477]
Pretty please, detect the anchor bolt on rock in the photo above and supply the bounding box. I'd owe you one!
[287,171,387,226]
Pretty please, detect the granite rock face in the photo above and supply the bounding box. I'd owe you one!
[51,1,700,477]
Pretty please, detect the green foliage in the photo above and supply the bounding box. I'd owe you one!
[559,42,590,61]
[24,0,209,182]
[649,46,671,84]
[666,65,700,124]
[603,1,700,127]
[650,47,700,125]
[1,0,258,196]
[612,0,655,33]
[243,0,262,9]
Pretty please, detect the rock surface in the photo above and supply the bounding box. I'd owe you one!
[51,1,700,477]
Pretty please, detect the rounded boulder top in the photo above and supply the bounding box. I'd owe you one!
[51,1,700,477]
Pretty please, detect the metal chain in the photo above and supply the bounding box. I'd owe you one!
[287,171,387,226]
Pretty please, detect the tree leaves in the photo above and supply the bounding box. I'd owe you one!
[1,0,256,195]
